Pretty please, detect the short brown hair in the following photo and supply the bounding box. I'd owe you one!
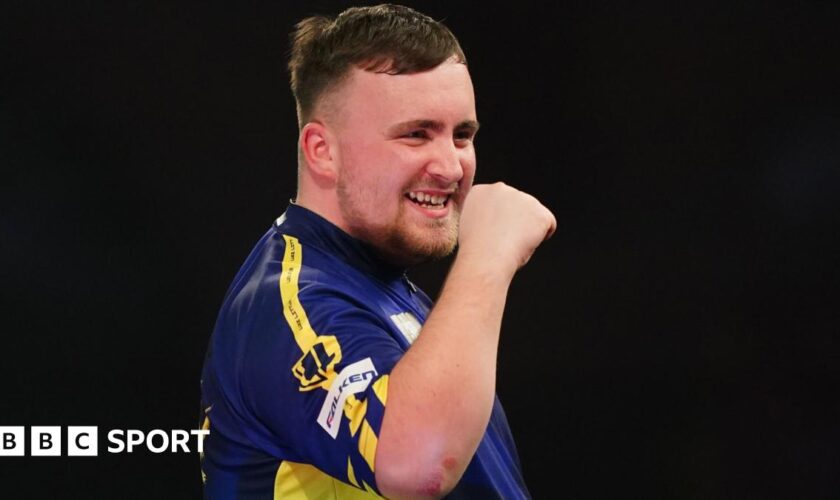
[288,4,467,126]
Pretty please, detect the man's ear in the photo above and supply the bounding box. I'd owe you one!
[299,121,338,181]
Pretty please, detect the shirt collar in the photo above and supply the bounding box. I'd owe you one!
[274,203,407,282]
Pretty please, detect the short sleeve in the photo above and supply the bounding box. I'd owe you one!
[241,273,404,495]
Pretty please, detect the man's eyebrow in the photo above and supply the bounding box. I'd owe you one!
[455,120,480,134]
[387,119,481,135]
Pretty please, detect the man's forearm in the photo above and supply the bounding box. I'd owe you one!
[375,255,513,498]
[375,182,556,498]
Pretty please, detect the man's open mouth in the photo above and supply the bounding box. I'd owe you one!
[406,191,450,209]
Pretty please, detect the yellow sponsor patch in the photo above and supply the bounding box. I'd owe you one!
[292,335,343,391]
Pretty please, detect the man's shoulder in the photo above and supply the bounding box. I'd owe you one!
[216,222,401,345]
[272,228,380,293]
[228,224,348,289]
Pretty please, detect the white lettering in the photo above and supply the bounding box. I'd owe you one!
[170,430,190,453]
[107,430,125,453]
[146,430,168,453]
[126,429,144,453]
[190,429,210,453]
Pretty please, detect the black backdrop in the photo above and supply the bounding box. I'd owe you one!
[3,1,839,498]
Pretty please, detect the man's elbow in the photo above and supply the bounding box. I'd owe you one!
[375,455,464,499]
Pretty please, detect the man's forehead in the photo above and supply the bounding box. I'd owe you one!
[335,61,476,122]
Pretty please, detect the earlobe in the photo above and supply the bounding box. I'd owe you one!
[300,121,337,181]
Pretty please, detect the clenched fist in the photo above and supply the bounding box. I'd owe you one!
[457,182,556,278]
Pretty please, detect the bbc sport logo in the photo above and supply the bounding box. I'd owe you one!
[0,426,209,457]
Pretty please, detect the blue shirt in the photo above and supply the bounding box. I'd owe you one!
[200,204,530,499]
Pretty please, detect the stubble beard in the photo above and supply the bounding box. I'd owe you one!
[337,177,459,267]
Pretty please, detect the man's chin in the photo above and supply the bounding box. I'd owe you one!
[346,213,459,267]
[379,228,457,267]
[379,245,455,268]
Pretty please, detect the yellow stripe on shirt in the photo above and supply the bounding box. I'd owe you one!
[274,461,382,499]
[358,421,378,472]
[281,235,343,391]
[279,235,318,352]
[276,234,383,489]
[372,375,389,406]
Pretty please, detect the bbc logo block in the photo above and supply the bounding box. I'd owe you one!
[1,426,99,457]
[31,426,61,456]
[0,426,24,456]
[1,426,207,456]
[68,426,98,456]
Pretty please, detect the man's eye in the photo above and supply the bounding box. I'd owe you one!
[403,130,429,140]
[454,132,475,143]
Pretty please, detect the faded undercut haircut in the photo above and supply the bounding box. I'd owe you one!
[288,3,467,128]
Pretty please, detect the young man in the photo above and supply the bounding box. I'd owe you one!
[200,5,555,498]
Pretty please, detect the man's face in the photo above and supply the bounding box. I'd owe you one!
[329,59,478,266]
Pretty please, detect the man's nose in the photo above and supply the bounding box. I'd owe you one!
[425,140,464,183]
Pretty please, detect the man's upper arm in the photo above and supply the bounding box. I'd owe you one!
[242,287,404,494]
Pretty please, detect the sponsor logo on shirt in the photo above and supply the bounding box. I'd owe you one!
[292,335,343,391]
[317,358,378,438]
[390,312,422,344]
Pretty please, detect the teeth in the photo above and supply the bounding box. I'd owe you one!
[408,191,449,206]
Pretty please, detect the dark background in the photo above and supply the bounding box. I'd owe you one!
[2,1,839,498]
